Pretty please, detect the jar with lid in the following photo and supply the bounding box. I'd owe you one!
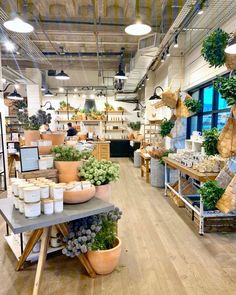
[42,199,54,215]
[54,199,63,213]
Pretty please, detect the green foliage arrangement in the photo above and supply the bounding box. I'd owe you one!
[184,99,202,113]
[25,110,52,130]
[117,106,125,111]
[52,145,91,161]
[213,76,236,106]
[79,157,119,186]
[198,181,225,209]
[202,128,219,156]
[159,150,174,166]
[128,121,141,131]
[201,28,230,68]
[62,208,122,257]
[104,102,114,111]
[160,119,175,138]
[59,101,67,108]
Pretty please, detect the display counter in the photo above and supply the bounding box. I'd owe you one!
[92,141,110,160]
[110,139,130,157]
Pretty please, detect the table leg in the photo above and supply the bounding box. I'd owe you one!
[56,223,96,278]
[33,227,51,295]
[141,157,144,177]
[145,160,150,183]
[16,229,43,271]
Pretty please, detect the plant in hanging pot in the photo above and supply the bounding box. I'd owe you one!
[52,146,92,183]
[184,98,202,114]
[79,157,120,202]
[159,118,175,138]
[24,110,52,146]
[202,128,219,156]
[198,180,225,210]
[201,28,230,68]
[213,75,236,106]
[62,207,122,275]
[128,121,141,139]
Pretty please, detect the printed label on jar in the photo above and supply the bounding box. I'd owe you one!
[54,200,63,213]
[24,202,41,218]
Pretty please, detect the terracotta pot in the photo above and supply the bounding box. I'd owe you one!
[63,185,95,204]
[86,237,121,275]
[24,130,41,146]
[95,183,111,202]
[41,134,65,146]
[38,146,52,155]
[54,161,82,183]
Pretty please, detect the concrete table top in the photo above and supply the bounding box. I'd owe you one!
[0,197,114,234]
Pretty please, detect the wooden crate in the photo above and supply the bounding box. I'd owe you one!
[18,169,58,182]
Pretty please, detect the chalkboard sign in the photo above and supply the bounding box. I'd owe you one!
[20,147,39,172]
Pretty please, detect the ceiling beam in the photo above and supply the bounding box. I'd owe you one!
[31,40,137,45]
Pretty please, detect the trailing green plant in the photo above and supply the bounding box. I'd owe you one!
[213,75,236,106]
[201,28,230,68]
[159,149,174,166]
[62,208,122,257]
[184,99,202,113]
[202,128,219,156]
[52,145,91,161]
[160,118,175,137]
[79,157,119,186]
[198,180,225,209]
[24,110,52,130]
[128,121,141,131]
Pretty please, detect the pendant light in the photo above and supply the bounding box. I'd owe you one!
[149,86,164,100]
[225,35,236,54]
[44,90,53,97]
[55,70,70,80]
[125,1,151,36]
[174,34,179,48]
[114,66,128,80]
[7,89,23,100]
[4,16,34,33]
[133,102,141,112]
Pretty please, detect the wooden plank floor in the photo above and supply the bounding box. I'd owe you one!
[0,158,236,295]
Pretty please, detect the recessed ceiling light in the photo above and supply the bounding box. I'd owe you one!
[2,78,6,84]
[82,94,86,99]
[55,70,70,80]
[125,21,151,36]
[4,40,15,52]
[14,84,19,89]
[59,87,64,92]
[4,16,34,33]
[74,88,78,92]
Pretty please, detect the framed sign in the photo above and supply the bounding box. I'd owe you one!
[20,147,39,172]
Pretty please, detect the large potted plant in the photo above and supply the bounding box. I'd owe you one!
[52,146,91,183]
[79,157,119,202]
[62,208,122,275]
[213,75,236,106]
[24,110,52,146]
[202,128,219,156]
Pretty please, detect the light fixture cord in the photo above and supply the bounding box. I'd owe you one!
[136,0,140,19]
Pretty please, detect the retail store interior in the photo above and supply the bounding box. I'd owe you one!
[0,0,236,294]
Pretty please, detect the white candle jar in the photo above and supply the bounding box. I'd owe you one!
[14,196,19,210]
[23,187,41,203]
[42,199,54,215]
[53,187,64,200]
[18,199,24,214]
[54,199,63,213]
[40,185,49,199]
[24,201,41,218]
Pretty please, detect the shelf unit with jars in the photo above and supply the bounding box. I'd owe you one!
[104,110,128,140]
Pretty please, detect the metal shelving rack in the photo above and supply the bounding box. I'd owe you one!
[0,113,7,192]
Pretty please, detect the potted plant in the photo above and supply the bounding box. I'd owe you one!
[198,180,225,210]
[201,28,230,68]
[52,146,91,183]
[79,157,119,202]
[184,98,202,113]
[104,102,114,112]
[62,207,122,275]
[117,106,125,112]
[24,110,52,146]
[128,121,141,139]
[202,128,219,156]
[160,118,175,138]
[213,75,236,106]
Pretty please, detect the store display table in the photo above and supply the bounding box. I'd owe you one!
[0,197,114,295]
[140,152,151,183]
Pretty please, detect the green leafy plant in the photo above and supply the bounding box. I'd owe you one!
[160,119,175,137]
[184,99,202,113]
[159,149,174,166]
[104,102,114,111]
[117,106,125,111]
[128,121,141,131]
[201,28,230,68]
[198,180,225,209]
[79,157,119,186]
[213,76,236,106]
[24,110,52,130]
[202,128,219,156]
[59,101,67,108]
[52,145,91,161]
[62,208,122,257]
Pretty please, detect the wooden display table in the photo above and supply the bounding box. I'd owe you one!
[18,169,58,183]
[92,141,110,160]
[140,152,151,183]
[0,197,114,295]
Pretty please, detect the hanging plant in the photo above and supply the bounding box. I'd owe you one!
[201,28,230,68]
[159,118,175,138]
[128,121,141,131]
[202,128,219,156]
[213,75,236,106]
[184,99,202,113]
[198,180,225,209]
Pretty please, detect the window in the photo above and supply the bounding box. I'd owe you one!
[187,77,230,138]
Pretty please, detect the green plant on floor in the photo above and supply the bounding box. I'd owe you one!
[198,180,225,209]
[202,128,219,156]
[213,76,236,106]
[184,99,202,113]
[52,145,92,161]
[201,28,230,68]
[128,121,141,131]
[79,157,119,186]
[24,110,52,130]
[159,149,174,166]
[160,118,175,138]
[62,208,122,257]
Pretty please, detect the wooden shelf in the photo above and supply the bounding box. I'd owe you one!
[56,110,76,113]
[105,110,125,114]
[105,129,127,132]
[105,120,125,123]
[56,119,104,123]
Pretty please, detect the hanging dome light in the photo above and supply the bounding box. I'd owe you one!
[4,16,34,33]
[55,70,70,80]
[114,68,128,80]
[125,20,151,36]
[44,90,53,97]
[149,86,164,100]
[7,89,23,100]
